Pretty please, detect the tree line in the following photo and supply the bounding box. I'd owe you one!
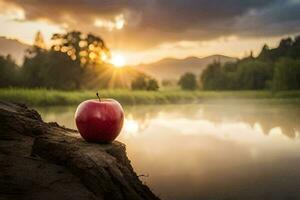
[178,35,300,91]
[0,31,159,91]
[2,32,299,91]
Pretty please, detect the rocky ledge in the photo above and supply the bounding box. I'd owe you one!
[0,101,160,200]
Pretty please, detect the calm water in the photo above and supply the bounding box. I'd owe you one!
[36,101,300,200]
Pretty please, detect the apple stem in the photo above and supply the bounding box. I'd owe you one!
[96,92,101,102]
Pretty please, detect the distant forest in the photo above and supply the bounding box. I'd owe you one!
[200,36,300,91]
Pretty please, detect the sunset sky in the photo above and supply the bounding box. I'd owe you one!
[0,0,300,65]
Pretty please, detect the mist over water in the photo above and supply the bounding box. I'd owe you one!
[37,101,300,200]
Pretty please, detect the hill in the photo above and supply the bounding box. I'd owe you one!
[0,37,29,65]
[135,55,237,80]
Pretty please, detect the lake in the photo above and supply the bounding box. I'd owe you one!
[36,100,300,200]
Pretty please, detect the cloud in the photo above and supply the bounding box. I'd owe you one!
[234,0,300,37]
[1,0,300,50]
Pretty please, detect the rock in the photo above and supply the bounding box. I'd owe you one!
[0,101,160,200]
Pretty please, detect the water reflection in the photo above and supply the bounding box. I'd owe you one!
[123,103,300,139]
[37,102,300,200]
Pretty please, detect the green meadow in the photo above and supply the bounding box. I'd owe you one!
[1,88,300,106]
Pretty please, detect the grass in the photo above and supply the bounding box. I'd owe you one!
[0,88,300,106]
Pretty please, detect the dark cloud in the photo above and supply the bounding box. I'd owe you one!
[2,0,300,50]
[234,0,300,36]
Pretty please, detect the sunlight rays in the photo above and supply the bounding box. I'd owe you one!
[110,54,126,68]
[92,64,133,89]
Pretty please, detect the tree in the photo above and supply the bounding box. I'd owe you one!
[200,59,273,90]
[131,75,148,90]
[131,75,159,91]
[178,72,197,90]
[22,50,48,87]
[235,60,273,89]
[21,31,48,87]
[51,31,109,66]
[279,37,293,50]
[147,79,159,91]
[162,79,172,87]
[290,35,300,59]
[50,31,112,89]
[272,58,300,90]
[258,44,271,61]
[201,62,226,90]
[34,31,46,49]
[39,51,81,90]
[22,49,81,90]
[23,31,83,90]
[0,55,19,87]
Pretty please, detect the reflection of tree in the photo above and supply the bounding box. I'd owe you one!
[125,106,158,132]
[125,103,300,139]
[259,120,274,136]
[199,103,300,139]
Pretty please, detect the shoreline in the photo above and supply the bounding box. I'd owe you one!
[1,88,300,107]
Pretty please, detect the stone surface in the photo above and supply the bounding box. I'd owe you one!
[0,101,160,200]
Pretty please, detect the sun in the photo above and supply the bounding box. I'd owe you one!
[110,54,126,68]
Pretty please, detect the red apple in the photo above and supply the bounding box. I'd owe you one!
[75,94,124,143]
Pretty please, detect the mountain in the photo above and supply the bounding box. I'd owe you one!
[0,37,30,65]
[135,55,237,80]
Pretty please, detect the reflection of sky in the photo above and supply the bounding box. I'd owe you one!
[37,102,300,200]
